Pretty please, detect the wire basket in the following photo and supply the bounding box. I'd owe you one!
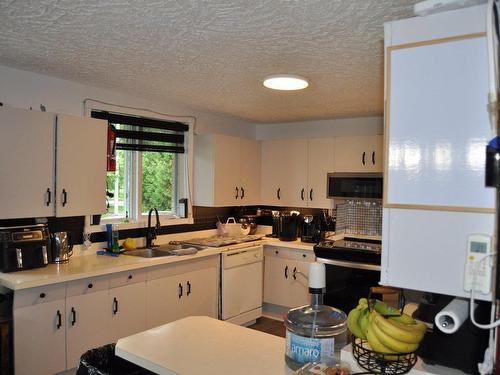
[351,335,417,375]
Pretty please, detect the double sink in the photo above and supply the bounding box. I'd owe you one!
[123,243,207,258]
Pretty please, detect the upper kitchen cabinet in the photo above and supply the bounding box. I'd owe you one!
[307,138,335,208]
[334,135,383,173]
[381,5,494,300]
[0,107,55,219]
[56,114,107,217]
[194,134,261,206]
[261,138,334,208]
[0,107,107,219]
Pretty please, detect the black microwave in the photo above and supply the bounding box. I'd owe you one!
[327,172,383,199]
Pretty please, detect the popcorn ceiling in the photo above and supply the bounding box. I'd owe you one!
[0,0,418,123]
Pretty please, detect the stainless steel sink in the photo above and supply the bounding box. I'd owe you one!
[122,243,207,258]
[122,248,174,258]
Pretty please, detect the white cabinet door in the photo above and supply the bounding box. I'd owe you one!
[334,136,383,173]
[14,300,66,375]
[239,138,261,205]
[146,275,183,329]
[182,267,218,318]
[65,290,111,369]
[307,138,335,208]
[213,135,241,206]
[288,259,311,308]
[261,140,285,205]
[281,139,308,207]
[56,114,107,216]
[109,282,147,341]
[263,255,289,306]
[0,107,55,219]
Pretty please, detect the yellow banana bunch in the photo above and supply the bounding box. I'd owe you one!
[347,298,370,339]
[370,310,425,353]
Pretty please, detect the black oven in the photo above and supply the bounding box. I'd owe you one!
[314,238,381,313]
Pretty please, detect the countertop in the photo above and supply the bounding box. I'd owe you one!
[115,315,462,375]
[0,235,317,290]
[116,315,290,375]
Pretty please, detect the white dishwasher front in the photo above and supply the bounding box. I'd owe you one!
[221,244,263,325]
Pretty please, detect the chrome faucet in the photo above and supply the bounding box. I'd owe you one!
[146,208,161,248]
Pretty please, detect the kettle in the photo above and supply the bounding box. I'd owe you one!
[50,232,73,263]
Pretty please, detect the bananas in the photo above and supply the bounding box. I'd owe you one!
[347,299,426,359]
[347,306,367,340]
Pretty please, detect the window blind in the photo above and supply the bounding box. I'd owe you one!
[91,111,188,153]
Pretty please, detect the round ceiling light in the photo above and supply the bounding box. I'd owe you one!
[263,74,309,91]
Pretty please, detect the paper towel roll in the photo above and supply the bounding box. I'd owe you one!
[434,298,472,334]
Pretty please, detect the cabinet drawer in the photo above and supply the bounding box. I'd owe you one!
[14,283,66,309]
[66,276,109,297]
[264,246,315,262]
[109,269,147,288]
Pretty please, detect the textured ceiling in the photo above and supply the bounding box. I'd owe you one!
[0,0,419,123]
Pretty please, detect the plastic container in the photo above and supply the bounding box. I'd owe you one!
[284,263,348,370]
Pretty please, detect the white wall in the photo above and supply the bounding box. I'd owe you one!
[0,65,257,138]
[255,116,383,140]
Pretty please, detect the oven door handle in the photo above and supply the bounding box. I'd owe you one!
[316,257,381,271]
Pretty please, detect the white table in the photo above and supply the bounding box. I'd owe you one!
[115,316,292,375]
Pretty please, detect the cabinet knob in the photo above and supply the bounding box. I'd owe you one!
[39,293,46,298]
[275,250,279,254]
[128,275,132,280]
[302,254,306,258]
[88,283,93,289]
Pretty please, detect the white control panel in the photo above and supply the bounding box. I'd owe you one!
[464,234,492,294]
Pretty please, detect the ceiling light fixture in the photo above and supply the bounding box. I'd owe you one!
[263,74,309,91]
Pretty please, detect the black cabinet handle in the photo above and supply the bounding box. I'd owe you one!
[234,187,239,199]
[178,283,183,299]
[187,281,191,296]
[277,188,281,200]
[113,297,118,315]
[302,254,307,258]
[56,310,62,329]
[284,265,288,279]
[39,292,46,299]
[62,189,68,207]
[88,283,93,289]
[240,187,245,199]
[362,152,366,166]
[128,275,132,280]
[293,267,297,280]
[372,151,375,165]
[309,189,313,201]
[71,307,76,326]
[301,188,304,201]
[45,188,51,207]
[275,250,279,255]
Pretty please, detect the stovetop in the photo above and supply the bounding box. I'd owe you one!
[314,237,382,265]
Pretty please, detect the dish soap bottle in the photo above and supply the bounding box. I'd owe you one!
[284,262,348,370]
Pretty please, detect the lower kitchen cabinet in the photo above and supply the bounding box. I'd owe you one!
[146,266,217,329]
[263,246,314,309]
[14,299,66,375]
[66,290,111,369]
[109,282,147,342]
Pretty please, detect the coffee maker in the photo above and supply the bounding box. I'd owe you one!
[0,224,50,272]
[279,211,301,241]
[301,215,320,243]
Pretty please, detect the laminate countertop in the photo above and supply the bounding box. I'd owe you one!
[0,236,319,290]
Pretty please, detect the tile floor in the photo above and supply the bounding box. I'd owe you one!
[248,317,286,338]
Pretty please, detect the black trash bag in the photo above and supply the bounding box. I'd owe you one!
[76,343,155,375]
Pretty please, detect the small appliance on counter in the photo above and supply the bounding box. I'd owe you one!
[301,215,320,243]
[0,224,50,272]
[49,231,73,263]
[279,211,301,241]
[269,210,281,238]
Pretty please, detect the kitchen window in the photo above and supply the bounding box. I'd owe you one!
[89,109,194,228]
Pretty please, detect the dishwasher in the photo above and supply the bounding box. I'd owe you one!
[221,244,263,326]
